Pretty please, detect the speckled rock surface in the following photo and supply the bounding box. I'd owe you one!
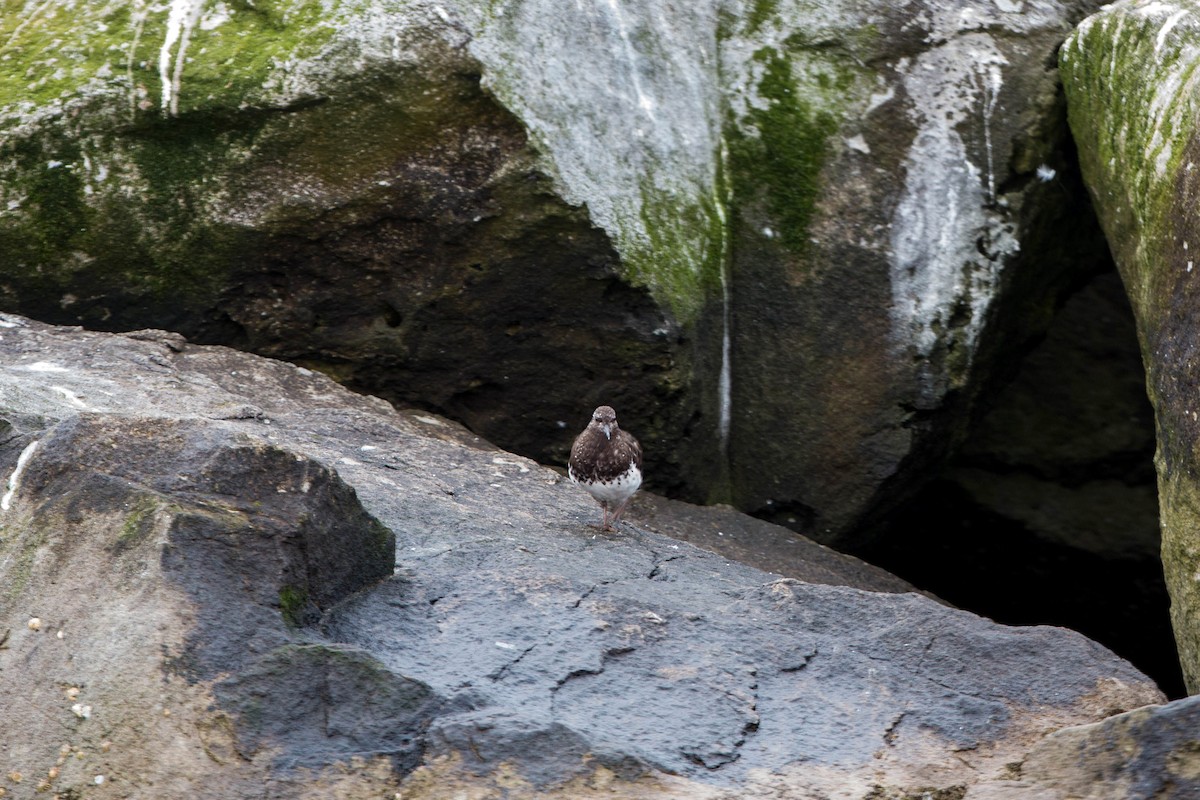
[1018,695,1200,799]
[1,0,1109,544]
[1061,0,1200,693]
[0,315,1167,798]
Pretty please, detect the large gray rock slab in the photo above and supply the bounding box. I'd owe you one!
[0,0,1109,544]
[626,492,922,596]
[1061,0,1200,693]
[0,315,1166,798]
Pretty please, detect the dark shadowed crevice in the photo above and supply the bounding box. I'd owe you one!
[859,269,1181,698]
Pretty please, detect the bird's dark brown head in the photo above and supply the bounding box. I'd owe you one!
[591,405,618,439]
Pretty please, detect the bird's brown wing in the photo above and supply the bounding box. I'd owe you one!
[570,428,642,482]
[569,429,600,480]
[617,429,642,470]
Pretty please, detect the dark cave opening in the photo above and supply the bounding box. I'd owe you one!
[859,268,1186,699]
[860,481,1182,698]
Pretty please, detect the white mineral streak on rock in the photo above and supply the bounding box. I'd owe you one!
[199,1,231,31]
[715,141,733,455]
[866,86,894,114]
[845,134,871,154]
[1140,4,1200,179]
[22,361,69,372]
[2,439,39,512]
[1155,6,1189,53]
[718,281,732,453]
[2,0,53,52]
[159,0,207,115]
[50,386,92,410]
[888,32,1018,400]
[979,61,1003,204]
[606,0,656,119]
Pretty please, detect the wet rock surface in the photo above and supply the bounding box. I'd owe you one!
[0,316,1169,798]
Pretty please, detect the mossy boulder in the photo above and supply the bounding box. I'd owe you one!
[715,0,1107,537]
[1062,0,1200,693]
[0,0,703,492]
[0,0,1105,542]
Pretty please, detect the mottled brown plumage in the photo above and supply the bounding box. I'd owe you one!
[568,405,643,531]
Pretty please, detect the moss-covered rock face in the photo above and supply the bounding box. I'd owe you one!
[0,1,698,486]
[1062,0,1200,693]
[714,1,1101,537]
[0,0,1103,539]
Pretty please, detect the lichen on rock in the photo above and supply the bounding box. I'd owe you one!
[1062,0,1200,693]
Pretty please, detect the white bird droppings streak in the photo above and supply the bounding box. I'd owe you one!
[50,386,92,410]
[714,139,732,456]
[717,270,732,450]
[2,440,40,512]
[980,61,1003,204]
[24,361,69,373]
[605,0,655,119]
[159,0,205,115]
[888,35,1017,398]
[1156,7,1190,54]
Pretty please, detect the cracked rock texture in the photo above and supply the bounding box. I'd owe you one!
[0,315,1172,798]
[0,0,1111,544]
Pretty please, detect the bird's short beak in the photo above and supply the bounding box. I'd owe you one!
[601,422,613,440]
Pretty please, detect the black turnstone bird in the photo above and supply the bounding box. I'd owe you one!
[568,405,643,531]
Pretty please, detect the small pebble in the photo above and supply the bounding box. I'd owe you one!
[6,772,20,783]
[56,630,64,639]
[65,687,80,700]
[70,703,91,719]
[100,741,112,753]
[47,767,58,780]
[26,618,40,631]
[93,775,105,785]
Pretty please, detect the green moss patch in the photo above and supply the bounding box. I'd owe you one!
[1062,5,1200,692]
[727,47,848,258]
[278,584,309,627]
[619,181,728,323]
[732,48,840,256]
[114,494,163,552]
[0,0,350,118]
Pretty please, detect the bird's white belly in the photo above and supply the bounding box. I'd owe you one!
[571,463,642,503]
